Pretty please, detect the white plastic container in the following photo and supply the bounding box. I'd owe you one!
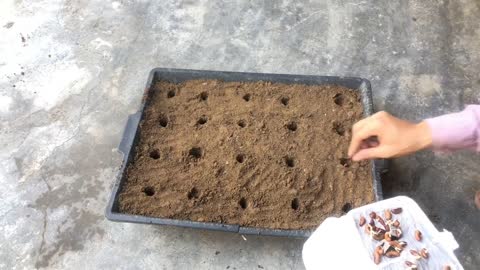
[303,196,463,269]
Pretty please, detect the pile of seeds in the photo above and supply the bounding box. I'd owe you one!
[357,208,452,269]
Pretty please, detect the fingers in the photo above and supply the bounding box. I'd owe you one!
[348,121,381,157]
[348,112,388,157]
[351,146,387,161]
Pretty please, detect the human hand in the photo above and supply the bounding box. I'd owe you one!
[348,111,432,161]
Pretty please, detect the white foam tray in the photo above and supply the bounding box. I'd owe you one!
[303,196,463,269]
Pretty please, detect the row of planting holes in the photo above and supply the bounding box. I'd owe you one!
[143,185,351,213]
[161,90,346,134]
[150,148,298,168]
[142,186,301,211]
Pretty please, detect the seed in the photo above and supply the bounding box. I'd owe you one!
[385,250,400,258]
[384,232,392,241]
[384,209,392,220]
[415,230,422,241]
[376,216,389,231]
[359,216,366,227]
[420,248,429,259]
[410,250,422,260]
[382,242,393,254]
[392,219,400,227]
[391,207,403,214]
[373,230,386,241]
[369,211,377,219]
[375,245,384,255]
[388,228,402,240]
[365,224,371,234]
[405,261,418,270]
[389,240,405,252]
[374,251,382,265]
[443,265,451,270]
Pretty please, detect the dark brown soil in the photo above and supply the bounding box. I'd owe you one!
[118,79,374,230]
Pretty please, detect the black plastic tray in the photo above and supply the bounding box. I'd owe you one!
[106,68,384,238]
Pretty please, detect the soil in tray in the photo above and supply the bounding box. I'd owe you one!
[118,79,374,230]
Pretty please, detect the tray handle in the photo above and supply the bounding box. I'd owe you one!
[119,112,142,154]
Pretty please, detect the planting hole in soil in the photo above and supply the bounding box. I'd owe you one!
[142,186,155,196]
[333,93,344,106]
[340,158,350,167]
[285,156,295,168]
[286,121,297,131]
[159,116,168,127]
[188,187,199,200]
[236,154,245,163]
[197,116,208,125]
[149,149,160,160]
[200,91,208,101]
[237,120,246,128]
[332,121,345,136]
[291,198,300,210]
[243,93,251,102]
[281,97,289,106]
[189,147,203,159]
[341,202,352,213]
[118,79,374,230]
[167,90,176,98]
[216,167,225,177]
[239,197,247,209]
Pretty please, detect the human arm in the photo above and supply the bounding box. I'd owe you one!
[425,105,480,152]
[348,105,480,161]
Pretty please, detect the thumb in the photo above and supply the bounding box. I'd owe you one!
[351,146,387,161]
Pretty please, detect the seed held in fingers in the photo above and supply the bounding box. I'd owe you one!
[415,230,423,241]
[475,191,480,209]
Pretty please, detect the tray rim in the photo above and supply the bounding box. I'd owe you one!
[105,68,384,238]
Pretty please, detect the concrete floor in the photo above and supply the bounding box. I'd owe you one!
[1,0,479,269]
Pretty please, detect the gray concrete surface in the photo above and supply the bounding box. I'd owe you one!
[0,0,479,269]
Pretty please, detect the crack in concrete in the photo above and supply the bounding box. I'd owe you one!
[37,209,48,260]
[34,83,97,182]
[286,9,324,32]
[40,175,52,192]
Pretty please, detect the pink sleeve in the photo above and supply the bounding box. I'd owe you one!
[425,105,480,152]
